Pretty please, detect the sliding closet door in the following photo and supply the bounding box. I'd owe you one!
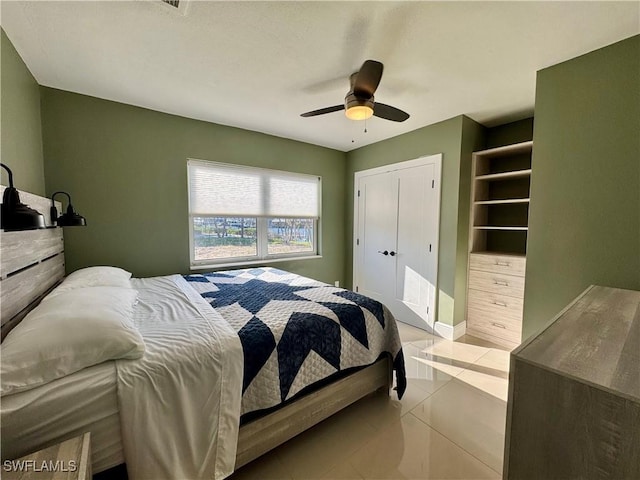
[354,154,441,331]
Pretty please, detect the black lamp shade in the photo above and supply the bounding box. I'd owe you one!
[57,204,87,227]
[1,163,47,231]
[1,189,47,231]
[50,192,87,227]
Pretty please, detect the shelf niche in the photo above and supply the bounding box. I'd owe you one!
[472,229,528,255]
[475,175,531,202]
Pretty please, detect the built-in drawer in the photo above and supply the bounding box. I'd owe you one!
[468,269,525,299]
[467,288,523,344]
[469,253,526,277]
[466,314,522,345]
[467,288,524,322]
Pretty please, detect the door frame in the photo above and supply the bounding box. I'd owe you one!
[353,154,443,328]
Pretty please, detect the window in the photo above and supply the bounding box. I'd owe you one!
[188,159,321,267]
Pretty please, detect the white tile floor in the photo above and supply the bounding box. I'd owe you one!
[230,322,511,480]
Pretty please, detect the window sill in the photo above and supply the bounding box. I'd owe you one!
[190,255,323,271]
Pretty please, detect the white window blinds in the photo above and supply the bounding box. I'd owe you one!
[188,160,320,218]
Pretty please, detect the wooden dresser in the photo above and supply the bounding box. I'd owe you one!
[504,286,640,479]
[466,141,532,348]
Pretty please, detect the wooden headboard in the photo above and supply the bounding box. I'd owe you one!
[0,186,65,340]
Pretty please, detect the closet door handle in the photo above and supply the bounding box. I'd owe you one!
[378,250,389,256]
[389,251,396,257]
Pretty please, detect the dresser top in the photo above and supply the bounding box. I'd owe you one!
[514,285,640,401]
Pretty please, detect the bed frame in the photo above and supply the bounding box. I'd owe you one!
[236,357,390,468]
[1,187,393,472]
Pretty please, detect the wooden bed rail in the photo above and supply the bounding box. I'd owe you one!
[235,356,391,468]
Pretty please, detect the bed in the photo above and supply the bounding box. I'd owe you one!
[0,189,406,480]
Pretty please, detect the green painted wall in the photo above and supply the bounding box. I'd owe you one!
[40,88,347,282]
[523,35,640,339]
[1,29,45,195]
[345,115,484,327]
[486,118,534,149]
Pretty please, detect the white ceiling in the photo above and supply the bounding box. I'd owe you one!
[2,1,639,152]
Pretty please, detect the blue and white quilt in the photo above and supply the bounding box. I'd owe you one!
[184,267,406,417]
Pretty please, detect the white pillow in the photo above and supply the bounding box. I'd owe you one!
[45,266,133,300]
[1,286,144,396]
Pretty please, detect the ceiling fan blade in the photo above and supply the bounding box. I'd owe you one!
[300,105,345,117]
[373,103,410,122]
[353,60,384,98]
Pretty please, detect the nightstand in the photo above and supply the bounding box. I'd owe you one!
[3,433,91,480]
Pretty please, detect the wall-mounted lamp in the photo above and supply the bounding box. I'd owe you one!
[1,163,46,231]
[50,191,87,227]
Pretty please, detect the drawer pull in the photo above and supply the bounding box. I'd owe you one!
[491,322,507,329]
[495,261,511,267]
[492,301,508,307]
[493,280,510,286]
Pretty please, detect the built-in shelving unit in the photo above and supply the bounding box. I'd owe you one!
[466,140,533,349]
[469,141,533,255]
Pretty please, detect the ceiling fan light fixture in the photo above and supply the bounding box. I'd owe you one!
[345,105,374,121]
[344,93,374,121]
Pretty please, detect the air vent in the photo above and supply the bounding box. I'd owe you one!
[158,0,189,15]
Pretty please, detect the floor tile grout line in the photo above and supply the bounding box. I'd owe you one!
[330,408,404,480]
[278,325,505,480]
[343,458,367,480]
[336,432,380,480]
[471,348,510,369]
[467,352,511,375]
[406,410,503,476]
[407,379,445,397]
[285,409,380,479]
[405,343,491,366]
[420,374,455,397]
[454,353,511,404]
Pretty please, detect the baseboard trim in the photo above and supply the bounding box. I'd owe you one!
[434,321,466,340]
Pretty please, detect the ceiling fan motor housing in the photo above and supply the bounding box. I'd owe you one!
[344,92,374,111]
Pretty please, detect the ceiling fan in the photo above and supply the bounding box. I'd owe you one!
[300,60,410,122]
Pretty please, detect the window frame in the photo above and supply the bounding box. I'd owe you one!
[187,160,322,269]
